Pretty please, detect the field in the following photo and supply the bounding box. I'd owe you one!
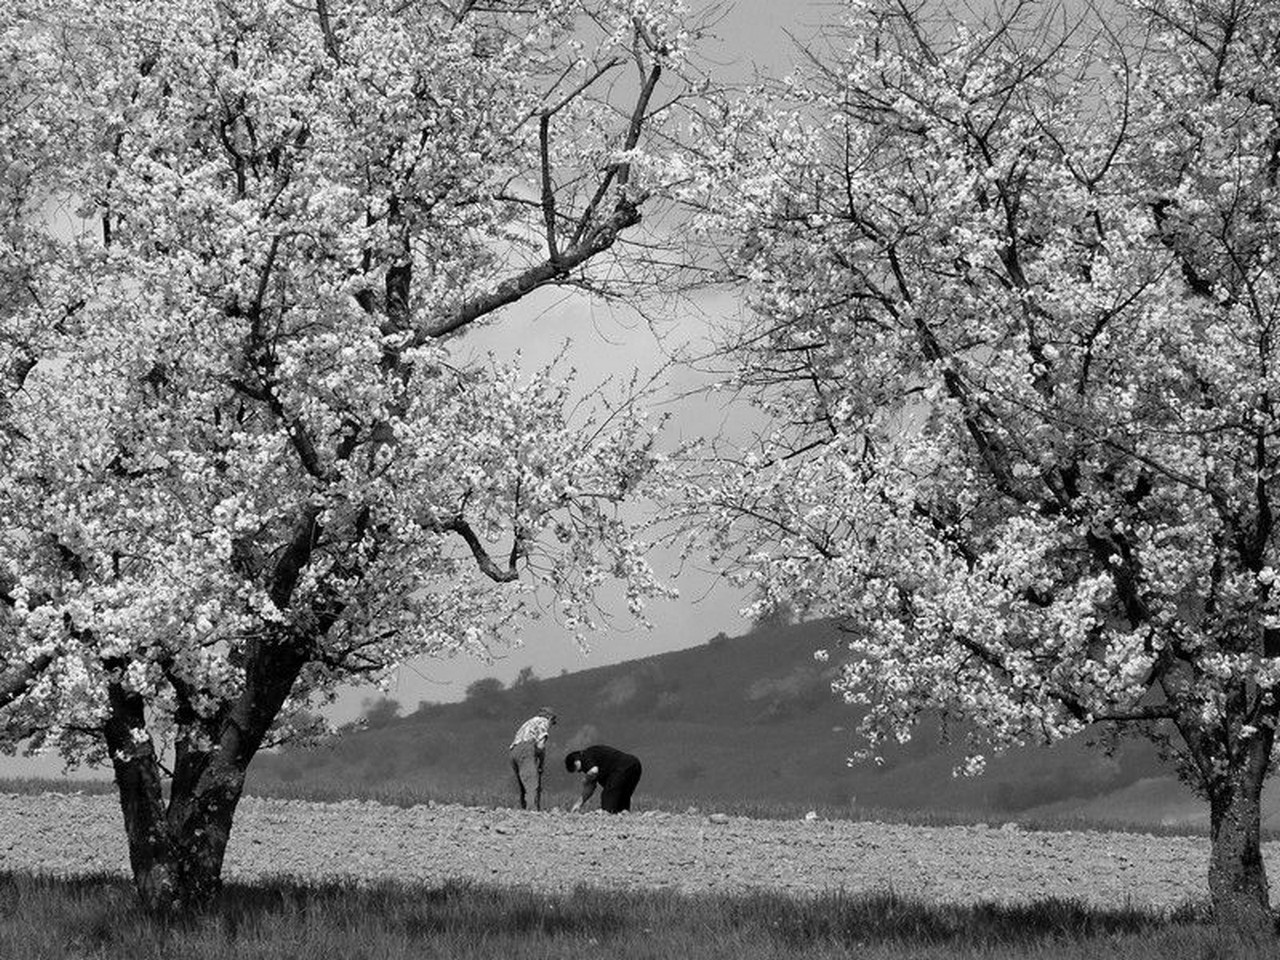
[4,621,1279,957]
[4,791,1263,908]
[1,788,1278,958]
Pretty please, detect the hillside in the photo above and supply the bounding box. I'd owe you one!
[249,622,1246,827]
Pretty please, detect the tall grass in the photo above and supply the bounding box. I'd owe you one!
[0,870,1266,960]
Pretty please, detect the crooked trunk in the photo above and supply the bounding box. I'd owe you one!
[1206,755,1274,940]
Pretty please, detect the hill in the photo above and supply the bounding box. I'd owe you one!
[248,622,1254,827]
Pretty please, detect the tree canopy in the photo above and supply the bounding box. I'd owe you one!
[0,0,700,910]
[669,0,1280,935]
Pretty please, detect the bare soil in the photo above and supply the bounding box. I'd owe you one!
[0,792,1271,908]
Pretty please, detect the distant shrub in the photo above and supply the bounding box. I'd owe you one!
[509,666,542,711]
[464,677,506,719]
[466,677,505,699]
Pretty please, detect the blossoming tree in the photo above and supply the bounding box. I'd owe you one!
[0,0,697,911]
[672,0,1280,937]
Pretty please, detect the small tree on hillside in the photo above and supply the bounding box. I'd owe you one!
[672,0,1280,938]
[510,665,543,710]
[463,676,506,719]
[0,0,700,912]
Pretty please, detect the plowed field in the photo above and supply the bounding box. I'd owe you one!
[1,793,1271,909]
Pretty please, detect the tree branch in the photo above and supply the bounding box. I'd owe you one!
[539,112,558,261]
[422,196,642,339]
[439,516,521,583]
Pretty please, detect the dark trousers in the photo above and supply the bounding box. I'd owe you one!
[600,760,642,813]
[510,740,545,810]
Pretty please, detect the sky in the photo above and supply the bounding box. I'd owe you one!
[332,0,839,719]
[0,0,837,778]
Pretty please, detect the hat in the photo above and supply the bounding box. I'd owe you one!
[538,706,557,721]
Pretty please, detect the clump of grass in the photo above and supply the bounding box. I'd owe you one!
[0,869,1257,960]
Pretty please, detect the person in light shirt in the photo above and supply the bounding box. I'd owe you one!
[509,706,556,811]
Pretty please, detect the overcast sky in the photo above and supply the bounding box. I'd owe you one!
[329,0,840,719]
[1,0,834,778]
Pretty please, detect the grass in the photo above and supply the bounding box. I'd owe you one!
[0,777,116,797]
[0,870,1268,960]
[0,776,1243,839]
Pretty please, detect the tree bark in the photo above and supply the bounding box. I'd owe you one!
[116,775,238,915]
[1205,743,1275,940]
[106,683,242,913]
[106,628,310,913]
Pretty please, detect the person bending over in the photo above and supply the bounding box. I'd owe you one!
[565,745,642,814]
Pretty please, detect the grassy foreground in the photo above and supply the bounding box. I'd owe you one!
[0,871,1269,960]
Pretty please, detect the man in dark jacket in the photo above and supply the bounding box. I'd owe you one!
[565,744,642,814]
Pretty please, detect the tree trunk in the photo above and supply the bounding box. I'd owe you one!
[111,734,245,914]
[1206,754,1274,940]
[122,801,235,915]
[105,630,308,913]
